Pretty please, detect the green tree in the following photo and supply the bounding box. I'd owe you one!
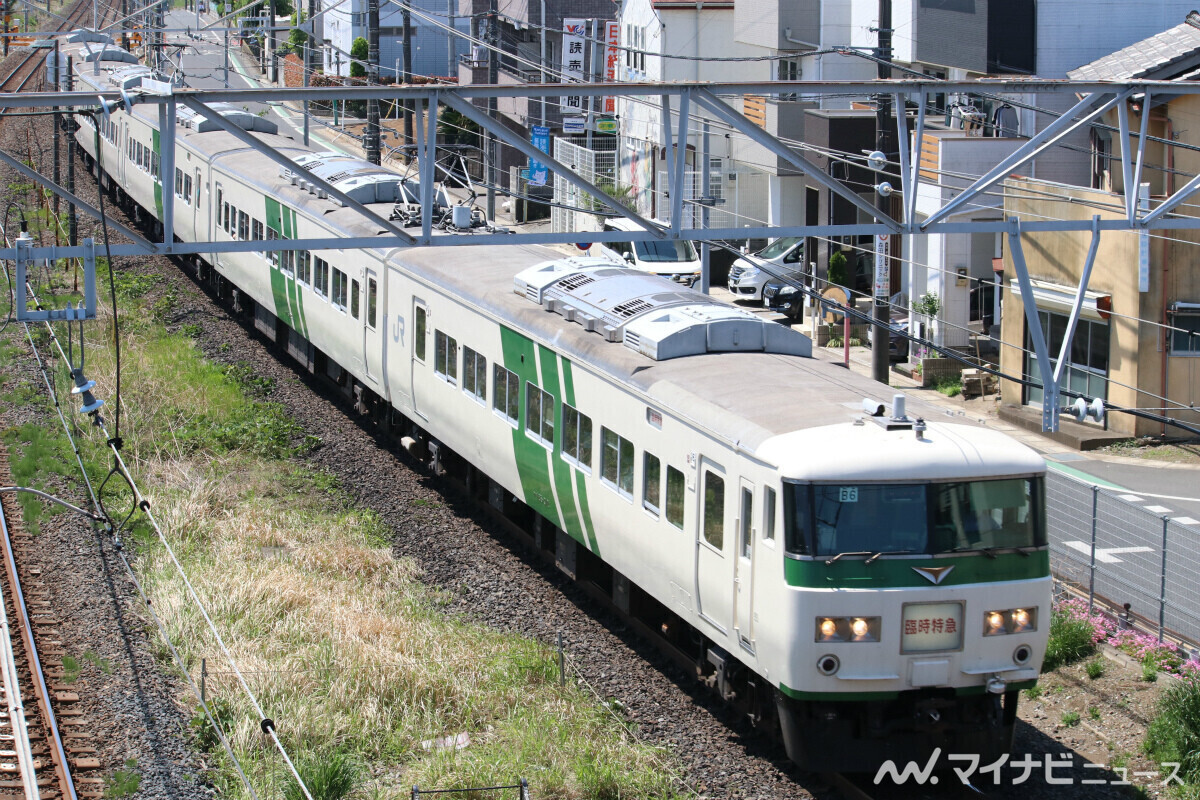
[827,250,849,290]
[349,36,368,77]
[289,10,308,50]
[437,107,480,147]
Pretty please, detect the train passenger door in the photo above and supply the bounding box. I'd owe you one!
[410,298,429,421]
[363,269,382,383]
[193,167,203,236]
[695,458,733,635]
[734,479,755,650]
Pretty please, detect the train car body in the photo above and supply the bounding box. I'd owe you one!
[65,33,1051,772]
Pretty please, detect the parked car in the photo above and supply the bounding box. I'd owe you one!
[598,218,702,286]
[867,315,911,362]
[727,237,806,303]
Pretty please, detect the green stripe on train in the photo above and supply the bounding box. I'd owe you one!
[561,360,597,551]
[784,549,1049,588]
[499,327,597,554]
[264,199,307,338]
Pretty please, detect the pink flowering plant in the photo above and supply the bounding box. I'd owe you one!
[1050,597,1200,681]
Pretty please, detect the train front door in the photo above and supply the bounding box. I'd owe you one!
[734,479,755,650]
[695,458,733,635]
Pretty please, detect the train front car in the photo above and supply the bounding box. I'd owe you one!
[757,400,1049,773]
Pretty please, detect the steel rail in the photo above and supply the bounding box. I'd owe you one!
[0,521,39,800]
[0,471,78,800]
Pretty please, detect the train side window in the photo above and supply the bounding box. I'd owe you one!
[313,257,329,297]
[703,470,725,550]
[367,278,377,328]
[174,168,183,198]
[297,252,311,285]
[643,452,661,515]
[763,486,777,544]
[493,365,518,423]
[184,174,193,205]
[666,466,685,530]
[237,210,249,241]
[281,250,294,277]
[561,404,592,469]
[267,228,279,266]
[351,279,361,319]
[434,331,458,384]
[251,219,263,245]
[462,346,486,402]
[151,151,159,179]
[601,427,634,498]
[221,202,229,232]
[331,268,348,309]
[414,305,426,361]
[526,384,554,447]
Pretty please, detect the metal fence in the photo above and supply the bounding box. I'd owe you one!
[551,138,617,235]
[1047,469,1200,645]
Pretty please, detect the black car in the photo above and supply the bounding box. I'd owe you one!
[763,281,804,319]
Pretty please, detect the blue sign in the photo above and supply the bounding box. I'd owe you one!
[529,125,550,187]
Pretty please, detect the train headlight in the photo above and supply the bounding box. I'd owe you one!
[984,607,1038,636]
[814,616,881,643]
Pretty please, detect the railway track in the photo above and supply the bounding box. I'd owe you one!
[0,446,99,800]
[0,0,111,95]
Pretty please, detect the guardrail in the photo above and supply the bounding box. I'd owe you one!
[1047,470,1200,647]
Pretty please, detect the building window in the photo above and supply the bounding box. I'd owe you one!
[643,452,661,515]
[778,59,800,101]
[462,346,486,402]
[666,465,685,529]
[435,330,458,383]
[493,365,519,423]
[332,267,348,309]
[1024,310,1109,408]
[1172,308,1200,355]
[561,404,592,468]
[601,427,634,497]
[703,470,725,550]
[526,383,554,446]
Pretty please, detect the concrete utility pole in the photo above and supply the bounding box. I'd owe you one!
[53,40,60,226]
[485,0,498,219]
[268,0,278,82]
[365,0,380,164]
[447,0,455,78]
[871,0,893,385]
[402,3,413,146]
[66,55,76,248]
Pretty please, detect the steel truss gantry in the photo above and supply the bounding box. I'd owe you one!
[3,79,1196,431]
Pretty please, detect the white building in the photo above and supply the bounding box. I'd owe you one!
[320,0,469,79]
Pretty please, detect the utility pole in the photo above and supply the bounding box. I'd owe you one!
[447,0,455,78]
[485,0,497,219]
[539,0,546,126]
[53,40,60,230]
[365,0,380,164]
[870,0,893,385]
[700,122,710,294]
[268,0,278,83]
[402,3,412,147]
[66,55,76,249]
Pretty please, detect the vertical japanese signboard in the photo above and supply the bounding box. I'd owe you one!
[874,233,890,305]
[560,19,587,116]
[603,21,620,115]
[529,125,550,187]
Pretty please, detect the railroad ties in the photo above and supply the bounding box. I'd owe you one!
[0,444,99,799]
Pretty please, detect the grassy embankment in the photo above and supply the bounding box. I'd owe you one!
[1,241,685,798]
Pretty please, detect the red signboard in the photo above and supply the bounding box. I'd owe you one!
[603,21,620,115]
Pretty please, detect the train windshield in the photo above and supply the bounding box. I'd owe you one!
[783,478,1045,557]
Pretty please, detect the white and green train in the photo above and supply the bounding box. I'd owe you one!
[67,34,1051,772]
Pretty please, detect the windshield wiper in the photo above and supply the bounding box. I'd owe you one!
[824,551,873,566]
[950,545,1000,559]
[865,549,914,564]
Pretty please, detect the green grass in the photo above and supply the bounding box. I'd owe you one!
[1143,663,1159,682]
[1042,609,1097,672]
[1147,679,1200,785]
[1024,684,1043,700]
[1062,711,1081,727]
[932,375,963,397]
[1086,658,1107,679]
[1089,706,1102,721]
[61,655,80,684]
[104,759,140,798]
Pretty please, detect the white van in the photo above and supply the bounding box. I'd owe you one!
[726,237,806,303]
[598,218,702,286]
